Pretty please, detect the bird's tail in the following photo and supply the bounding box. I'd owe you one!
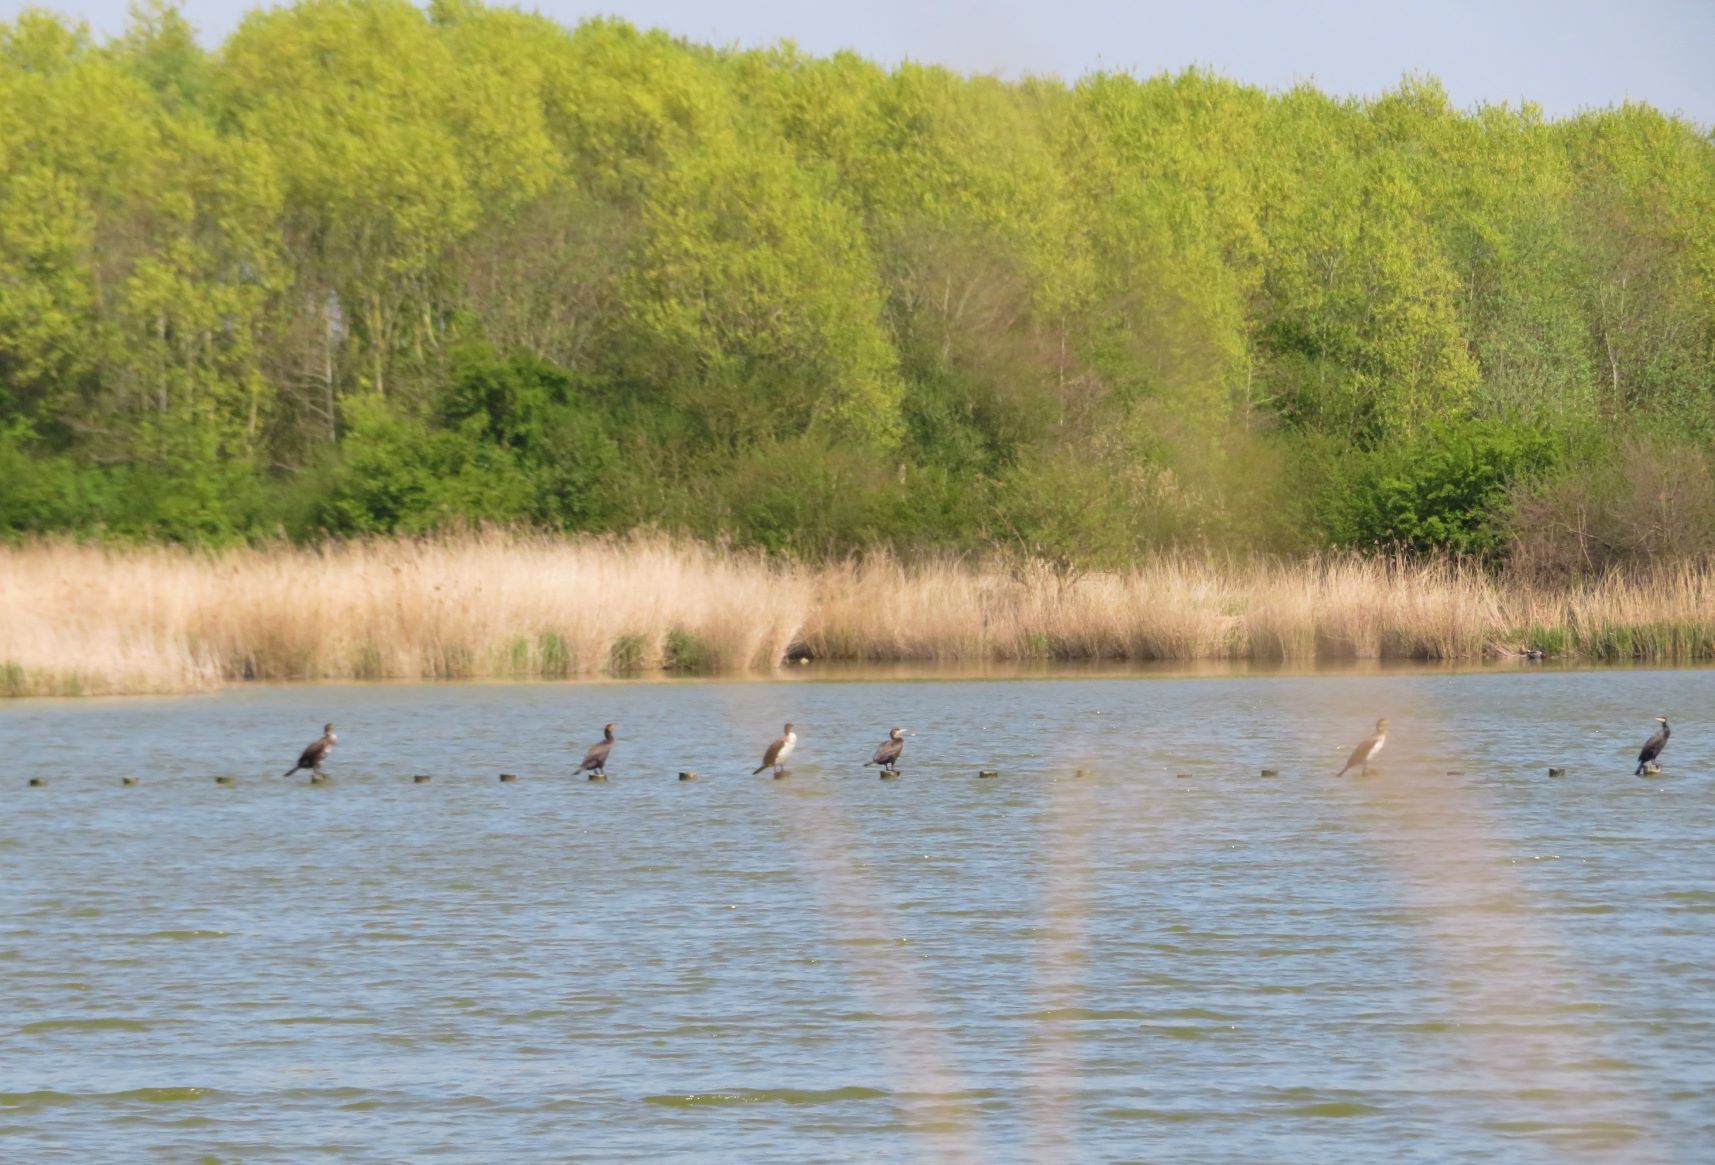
[1635,761,1646,776]
[752,764,767,775]
[1335,763,1352,778]
[283,766,298,778]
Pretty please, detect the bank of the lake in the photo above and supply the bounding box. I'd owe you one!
[9,535,1715,696]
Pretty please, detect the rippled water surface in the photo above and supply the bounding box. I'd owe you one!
[5,667,1715,1163]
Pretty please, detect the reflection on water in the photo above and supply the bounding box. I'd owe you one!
[3,668,1713,1162]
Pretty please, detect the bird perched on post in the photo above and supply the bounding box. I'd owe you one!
[754,723,797,776]
[284,723,337,778]
[1336,718,1389,777]
[867,727,910,773]
[578,722,617,778]
[1635,716,1670,776]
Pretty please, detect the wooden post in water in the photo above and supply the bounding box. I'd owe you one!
[215,776,235,785]
[121,777,139,787]
[678,771,697,781]
[27,777,45,787]
[978,770,999,779]
[499,773,518,783]
[587,773,608,783]
[879,769,901,780]
[310,774,331,785]
[1548,768,1566,778]
[1259,769,1279,778]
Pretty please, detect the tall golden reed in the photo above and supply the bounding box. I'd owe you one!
[5,534,1715,695]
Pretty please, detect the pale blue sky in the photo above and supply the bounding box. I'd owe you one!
[8,0,1714,126]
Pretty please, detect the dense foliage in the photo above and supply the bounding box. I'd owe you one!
[2,1,1713,566]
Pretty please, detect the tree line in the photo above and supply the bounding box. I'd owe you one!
[2,0,1713,573]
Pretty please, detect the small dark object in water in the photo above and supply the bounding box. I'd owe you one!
[215,776,235,785]
[1548,767,1566,778]
[310,774,331,785]
[499,773,518,783]
[1522,647,1545,661]
[879,769,901,780]
[978,769,999,779]
[772,770,792,780]
[413,774,431,783]
[27,777,45,787]
[1075,768,1093,778]
[678,771,697,781]
[587,773,608,783]
[1260,768,1279,778]
[1445,770,1465,776]
[1176,773,1194,779]
[121,777,139,786]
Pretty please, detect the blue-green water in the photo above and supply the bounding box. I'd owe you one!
[4,669,1713,1163]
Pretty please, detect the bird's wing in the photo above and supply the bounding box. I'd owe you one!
[1341,735,1374,771]
[762,737,785,766]
[299,738,329,767]
[579,741,611,769]
[870,740,900,765]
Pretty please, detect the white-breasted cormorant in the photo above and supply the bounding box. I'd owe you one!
[754,723,797,775]
[1336,718,1389,777]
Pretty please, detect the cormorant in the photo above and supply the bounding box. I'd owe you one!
[754,723,797,776]
[1336,718,1389,777]
[867,727,910,772]
[578,722,617,777]
[285,723,337,778]
[1636,716,1670,776]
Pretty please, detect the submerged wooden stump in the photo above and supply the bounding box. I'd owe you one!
[413,774,432,783]
[1075,768,1093,779]
[978,769,999,779]
[498,773,519,783]
[1548,767,1566,778]
[27,777,46,788]
[678,771,697,781]
[587,773,608,783]
[772,770,793,780]
[879,769,901,780]
[121,777,139,787]
[214,776,235,786]
[1259,769,1279,778]
[309,774,331,785]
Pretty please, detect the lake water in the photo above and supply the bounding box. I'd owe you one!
[4,666,1714,1163]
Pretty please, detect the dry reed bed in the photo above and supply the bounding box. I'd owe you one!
[5,536,1715,695]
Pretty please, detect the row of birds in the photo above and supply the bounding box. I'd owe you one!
[284,715,1675,780]
[288,720,843,779]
